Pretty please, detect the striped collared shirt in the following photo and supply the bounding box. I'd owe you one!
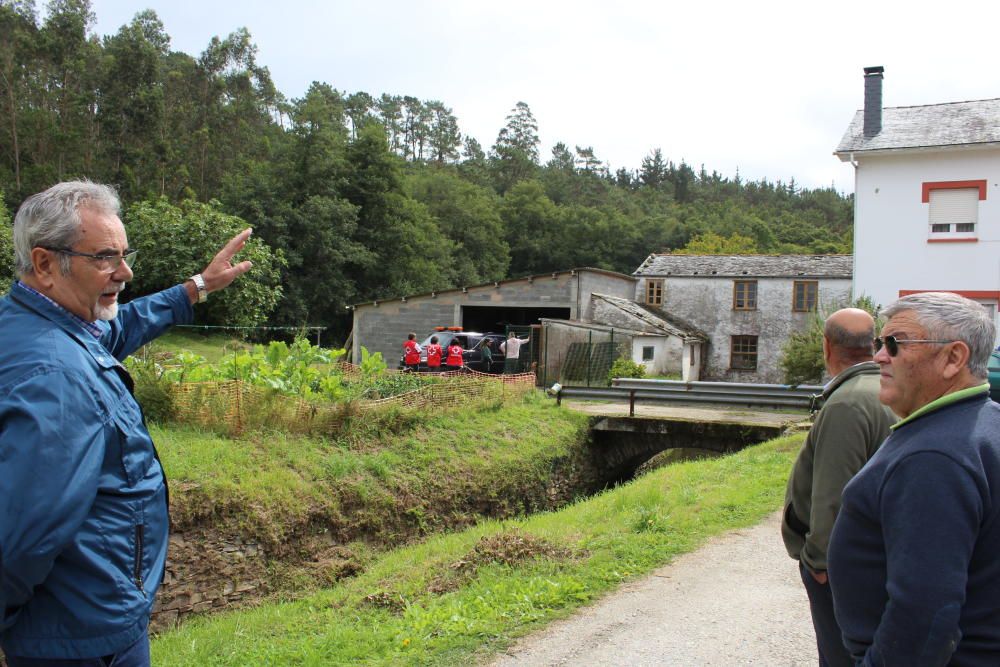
[17,281,103,338]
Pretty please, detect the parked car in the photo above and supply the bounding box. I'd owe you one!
[989,349,1000,402]
[398,330,507,373]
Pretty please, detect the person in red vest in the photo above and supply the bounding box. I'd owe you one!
[402,332,422,371]
[425,335,443,371]
[445,339,465,371]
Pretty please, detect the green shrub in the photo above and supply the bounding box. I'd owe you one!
[779,295,881,384]
[0,193,13,286]
[607,357,646,386]
[126,353,177,423]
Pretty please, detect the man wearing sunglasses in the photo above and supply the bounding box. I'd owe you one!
[829,292,1000,666]
[781,308,897,667]
[0,181,251,666]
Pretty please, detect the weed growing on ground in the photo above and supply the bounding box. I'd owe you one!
[152,432,805,665]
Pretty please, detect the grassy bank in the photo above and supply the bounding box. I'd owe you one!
[152,431,804,665]
[155,330,249,362]
[155,392,595,552]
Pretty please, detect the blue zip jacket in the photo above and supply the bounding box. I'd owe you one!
[0,281,192,659]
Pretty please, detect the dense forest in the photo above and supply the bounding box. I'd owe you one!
[0,0,853,340]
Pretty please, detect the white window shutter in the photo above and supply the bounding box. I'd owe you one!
[929,188,978,226]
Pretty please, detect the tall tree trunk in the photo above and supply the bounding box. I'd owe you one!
[0,70,21,192]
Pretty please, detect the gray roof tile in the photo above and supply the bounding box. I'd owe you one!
[835,98,1000,155]
[592,294,708,340]
[634,254,852,278]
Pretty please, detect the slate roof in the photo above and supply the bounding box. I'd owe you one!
[592,294,708,341]
[633,254,852,279]
[350,266,634,308]
[835,98,1000,157]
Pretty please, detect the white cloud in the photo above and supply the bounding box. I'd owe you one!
[89,0,1000,192]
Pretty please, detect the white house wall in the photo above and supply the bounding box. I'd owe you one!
[632,335,683,377]
[853,149,1000,327]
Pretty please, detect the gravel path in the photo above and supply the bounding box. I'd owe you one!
[488,511,817,666]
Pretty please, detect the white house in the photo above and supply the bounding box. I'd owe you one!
[632,254,852,383]
[835,66,1000,338]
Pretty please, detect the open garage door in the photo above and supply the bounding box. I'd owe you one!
[461,305,571,333]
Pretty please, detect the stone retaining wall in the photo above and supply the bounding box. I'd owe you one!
[151,531,268,631]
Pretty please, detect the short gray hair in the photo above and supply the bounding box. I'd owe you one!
[13,181,121,277]
[883,292,996,378]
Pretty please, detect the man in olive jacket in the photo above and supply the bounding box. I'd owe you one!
[781,308,897,666]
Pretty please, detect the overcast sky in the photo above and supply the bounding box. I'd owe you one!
[87,0,1000,194]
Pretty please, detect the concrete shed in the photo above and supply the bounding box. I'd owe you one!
[590,294,708,380]
[349,268,635,365]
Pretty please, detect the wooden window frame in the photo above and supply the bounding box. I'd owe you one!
[645,279,663,306]
[730,335,758,370]
[733,280,758,310]
[641,346,655,361]
[792,281,818,312]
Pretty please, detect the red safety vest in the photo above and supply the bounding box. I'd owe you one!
[446,344,464,366]
[426,343,443,367]
[403,340,420,365]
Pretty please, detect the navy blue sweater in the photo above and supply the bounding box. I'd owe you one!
[829,392,1000,666]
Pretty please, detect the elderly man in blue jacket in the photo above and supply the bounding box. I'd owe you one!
[829,292,1000,666]
[0,181,251,665]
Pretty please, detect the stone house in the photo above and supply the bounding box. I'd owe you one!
[835,66,1000,338]
[632,254,853,382]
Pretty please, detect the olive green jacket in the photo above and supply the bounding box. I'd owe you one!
[781,362,896,572]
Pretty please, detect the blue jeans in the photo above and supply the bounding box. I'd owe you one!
[5,631,150,667]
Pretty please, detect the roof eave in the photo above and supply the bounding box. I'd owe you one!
[835,140,1000,160]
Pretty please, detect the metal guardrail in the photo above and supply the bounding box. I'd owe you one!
[556,378,823,413]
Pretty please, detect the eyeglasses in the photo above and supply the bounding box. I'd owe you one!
[874,335,955,357]
[42,247,138,272]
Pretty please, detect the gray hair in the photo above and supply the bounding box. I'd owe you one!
[13,181,121,277]
[883,292,996,378]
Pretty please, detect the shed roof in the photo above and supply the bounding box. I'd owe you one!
[835,98,1000,157]
[350,266,634,308]
[633,254,852,278]
[592,294,708,341]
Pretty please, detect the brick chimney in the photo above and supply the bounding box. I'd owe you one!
[863,66,884,138]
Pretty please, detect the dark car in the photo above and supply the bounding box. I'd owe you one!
[399,330,507,373]
[989,350,1000,402]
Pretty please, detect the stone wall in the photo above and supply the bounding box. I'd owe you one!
[637,275,852,382]
[150,531,268,631]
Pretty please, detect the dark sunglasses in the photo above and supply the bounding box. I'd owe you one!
[874,335,955,357]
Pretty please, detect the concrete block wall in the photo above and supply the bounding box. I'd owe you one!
[352,270,635,364]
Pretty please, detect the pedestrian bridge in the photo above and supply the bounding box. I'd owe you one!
[569,402,808,480]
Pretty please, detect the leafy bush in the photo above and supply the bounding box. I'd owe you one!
[125,197,285,328]
[125,338,448,434]
[607,357,646,386]
[126,352,177,423]
[780,295,881,385]
[0,193,13,286]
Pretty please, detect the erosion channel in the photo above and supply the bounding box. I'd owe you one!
[151,412,785,632]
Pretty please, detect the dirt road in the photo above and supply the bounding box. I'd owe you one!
[488,511,816,666]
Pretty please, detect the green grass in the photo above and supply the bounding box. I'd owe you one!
[152,431,804,665]
[154,329,250,362]
[153,393,594,550]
